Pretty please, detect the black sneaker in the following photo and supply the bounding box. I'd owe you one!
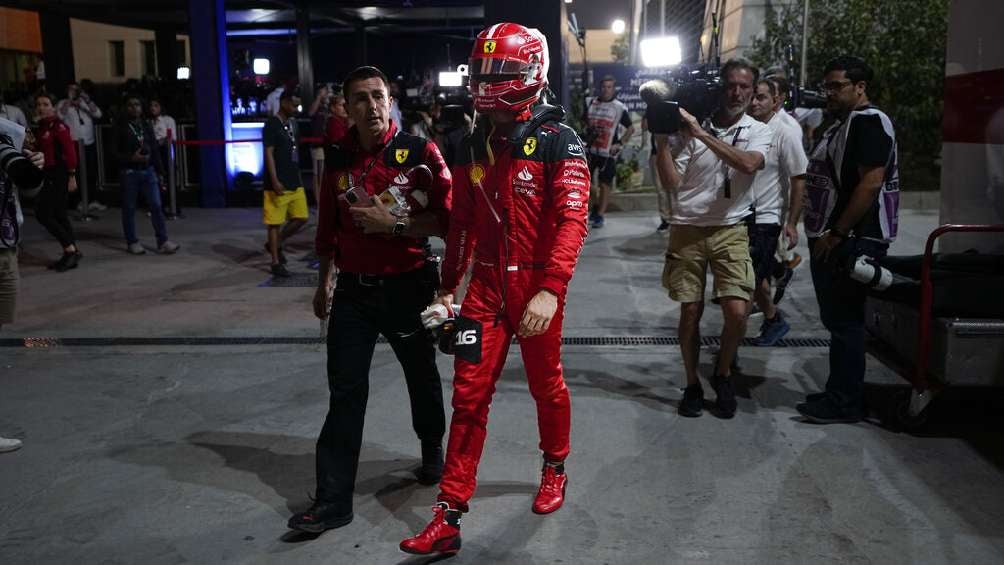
[416,442,444,486]
[656,220,670,232]
[805,391,828,403]
[773,266,795,305]
[55,251,82,272]
[264,241,287,264]
[287,500,353,533]
[49,253,70,271]
[796,397,862,424]
[271,263,291,278]
[711,375,737,418]
[679,384,704,417]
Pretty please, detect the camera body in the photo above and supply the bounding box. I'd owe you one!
[828,236,900,291]
[640,65,723,135]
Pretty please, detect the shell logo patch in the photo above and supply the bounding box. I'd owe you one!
[337,173,351,191]
[523,137,537,156]
[483,40,497,54]
[469,164,486,185]
[395,149,410,164]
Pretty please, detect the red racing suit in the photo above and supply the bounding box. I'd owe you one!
[437,107,590,511]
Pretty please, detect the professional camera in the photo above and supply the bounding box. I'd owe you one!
[639,65,723,135]
[830,237,910,291]
[1,133,44,189]
[780,45,827,110]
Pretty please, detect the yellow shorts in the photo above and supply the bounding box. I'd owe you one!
[662,223,754,303]
[263,187,309,225]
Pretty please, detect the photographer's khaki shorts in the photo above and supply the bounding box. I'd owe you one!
[0,248,18,325]
[662,223,754,303]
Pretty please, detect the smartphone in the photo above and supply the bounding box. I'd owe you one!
[343,185,371,206]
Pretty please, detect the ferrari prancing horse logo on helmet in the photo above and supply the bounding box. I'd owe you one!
[523,137,537,156]
[483,40,497,54]
[395,149,410,164]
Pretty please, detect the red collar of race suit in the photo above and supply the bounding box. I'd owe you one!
[342,121,399,155]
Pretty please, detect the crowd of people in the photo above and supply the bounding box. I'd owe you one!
[1,21,899,559]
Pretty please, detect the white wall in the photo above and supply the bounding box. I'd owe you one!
[70,18,189,84]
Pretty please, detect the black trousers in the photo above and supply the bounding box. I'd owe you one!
[808,237,888,411]
[36,168,76,249]
[315,265,446,511]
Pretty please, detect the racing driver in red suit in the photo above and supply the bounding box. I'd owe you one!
[400,22,590,556]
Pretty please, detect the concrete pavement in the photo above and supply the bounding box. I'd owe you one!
[2,207,1002,564]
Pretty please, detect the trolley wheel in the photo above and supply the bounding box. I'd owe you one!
[886,388,932,431]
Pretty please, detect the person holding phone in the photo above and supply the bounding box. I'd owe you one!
[116,96,178,255]
[286,66,452,535]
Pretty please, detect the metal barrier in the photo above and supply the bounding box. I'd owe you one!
[75,139,97,222]
[91,120,320,204]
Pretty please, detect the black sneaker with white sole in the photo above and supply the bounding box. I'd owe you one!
[679,384,704,417]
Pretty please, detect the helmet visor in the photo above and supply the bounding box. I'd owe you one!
[470,57,528,83]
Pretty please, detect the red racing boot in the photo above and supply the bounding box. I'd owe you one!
[399,502,462,555]
[532,461,568,514]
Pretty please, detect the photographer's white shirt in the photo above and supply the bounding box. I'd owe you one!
[748,111,809,225]
[56,98,102,145]
[669,113,772,226]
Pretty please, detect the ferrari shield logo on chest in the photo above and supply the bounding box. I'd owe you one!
[395,149,410,164]
[523,137,537,156]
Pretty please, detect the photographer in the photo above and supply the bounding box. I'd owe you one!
[654,59,772,419]
[0,119,44,454]
[585,75,634,228]
[56,81,106,212]
[798,56,899,424]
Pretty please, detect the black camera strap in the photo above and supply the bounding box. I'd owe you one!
[720,125,746,198]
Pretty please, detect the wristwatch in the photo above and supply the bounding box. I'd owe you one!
[392,218,407,236]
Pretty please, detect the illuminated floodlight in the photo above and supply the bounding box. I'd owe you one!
[253,58,271,75]
[611,19,626,35]
[439,71,463,87]
[564,0,573,3]
[640,36,682,68]
[176,66,191,80]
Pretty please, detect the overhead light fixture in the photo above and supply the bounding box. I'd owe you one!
[611,19,626,35]
[253,58,270,75]
[438,71,463,87]
[640,36,682,68]
[564,0,573,3]
[176,66,191,80]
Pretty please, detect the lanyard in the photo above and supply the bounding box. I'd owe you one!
[720,125,746,199]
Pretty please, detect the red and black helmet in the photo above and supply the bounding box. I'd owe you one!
[468,22,549,113]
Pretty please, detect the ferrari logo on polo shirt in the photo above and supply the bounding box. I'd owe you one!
[523,137,537,156]
[469,164,486,186]
[395,149,410,164]
[483,40,497,54]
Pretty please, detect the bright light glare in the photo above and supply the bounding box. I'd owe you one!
[611,19,626,35]
[253,58,270,75]
[564,0,573,3]
[439,71,463,87]
[640,36,682,68]
[176,66,190,80]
